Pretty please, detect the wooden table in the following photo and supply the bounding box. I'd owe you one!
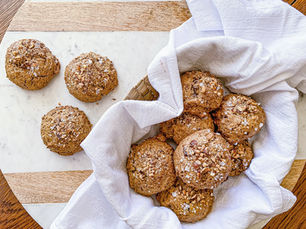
[0,0,305,228]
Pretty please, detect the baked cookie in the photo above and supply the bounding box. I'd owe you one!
[159,112,214,144]
[157,179,214,223]
[126,135,176,196]
[41,106,92,155]
[5,39,60,90]
[229,141,253,176]
[174,129,232,189]
[181,71,223,117]
[213,94,265,144]
[65,52,118,102]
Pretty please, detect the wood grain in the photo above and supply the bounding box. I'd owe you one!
[0,0,305,228]
[4,170,92,204]
[292,0,306,14]
[8,2,191,32]
[0,0,24,42]
[2,160,305,204]
[263,163,306,229]
[0,170,42,229]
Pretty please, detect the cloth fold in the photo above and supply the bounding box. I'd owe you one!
[51,0,306,228]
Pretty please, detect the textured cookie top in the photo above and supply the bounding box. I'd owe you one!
[157,179,214,223]
[229,141,253,176]
[160,112,214,144]
[65,52,118,102]
[5,39,60,90]
[181,71,224,117]
[41,106,92,155]
[126,135,176,196]
[214,94,265,144]
[174,129,232,189]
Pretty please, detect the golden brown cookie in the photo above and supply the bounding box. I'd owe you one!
[213,94,266,144]
[126,135,176,196]
[5,39,60,90]
[229,141,253,176]
[157,179,214,223]
[181,71,223,117]
[159,112,214,144]
[174,129,232,189]
[65,52,118,102]
[41,106,92,156]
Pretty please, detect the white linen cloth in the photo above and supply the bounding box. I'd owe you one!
[51,0,306,228]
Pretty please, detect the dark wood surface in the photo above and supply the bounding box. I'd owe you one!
[0,0,305,228]
[0,170,41,228]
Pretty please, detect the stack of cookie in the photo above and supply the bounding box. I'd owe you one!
[126,71,265,223]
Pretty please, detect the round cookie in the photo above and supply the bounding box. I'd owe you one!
[126,134,176,196]
[181,71,223,117]
[5,39,60,90]
[160,112,214,144]
[229,141,253,176]
[213,94,266,144]
[157,179,214,223]
[65,52,118,102]
[41,106,92,155]
[174,129,232,189]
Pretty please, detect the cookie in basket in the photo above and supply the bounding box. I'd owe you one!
[5,39,60,90]
[65,52,118,102]
[174,129,232,189]
[41,105,92,155]
[157,179,214,223]
[213,94,265,144]
[126,134,176,196]
[159,112,214,144]
[181,71,223,117]
[229,141,253,176]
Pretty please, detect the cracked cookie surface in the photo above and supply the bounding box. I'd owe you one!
[5,39,60,90]
[65,52,118,102]
[41,106,92,156]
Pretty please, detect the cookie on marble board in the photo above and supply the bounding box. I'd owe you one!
[181,71,223,117]
[157,179,214,223]
[213,94,266,144]
[126,134,176,196]
[41,105,92,156]
[174,129,232,190]
[65,52,118,102]
[229,141,253,176]
[5,39,60,90]
[159,112,214,144]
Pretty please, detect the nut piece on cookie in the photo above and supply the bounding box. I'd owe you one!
[160,112,214,144]
[126,135,176,196]
[229,141,253,176]
[157,179,214,223]
[174,129,232,189]
[213,94,265,144]
[5,39,60,90]
[41,106,92,155]
[181,71,223,117]
[65,52,118,102]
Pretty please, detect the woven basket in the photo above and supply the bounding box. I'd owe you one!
[125,76,159,101]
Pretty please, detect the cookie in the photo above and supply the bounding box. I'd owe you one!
[213,94,265,144]
[5,39,60,90]
[174,129,232,189]
[126,135,176,196]
[229,141,253,176]
[41,106,92,155]
[65,52,118,102]
[157,179,214,223]
[160,112,214,144]
[181,71,223,117]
